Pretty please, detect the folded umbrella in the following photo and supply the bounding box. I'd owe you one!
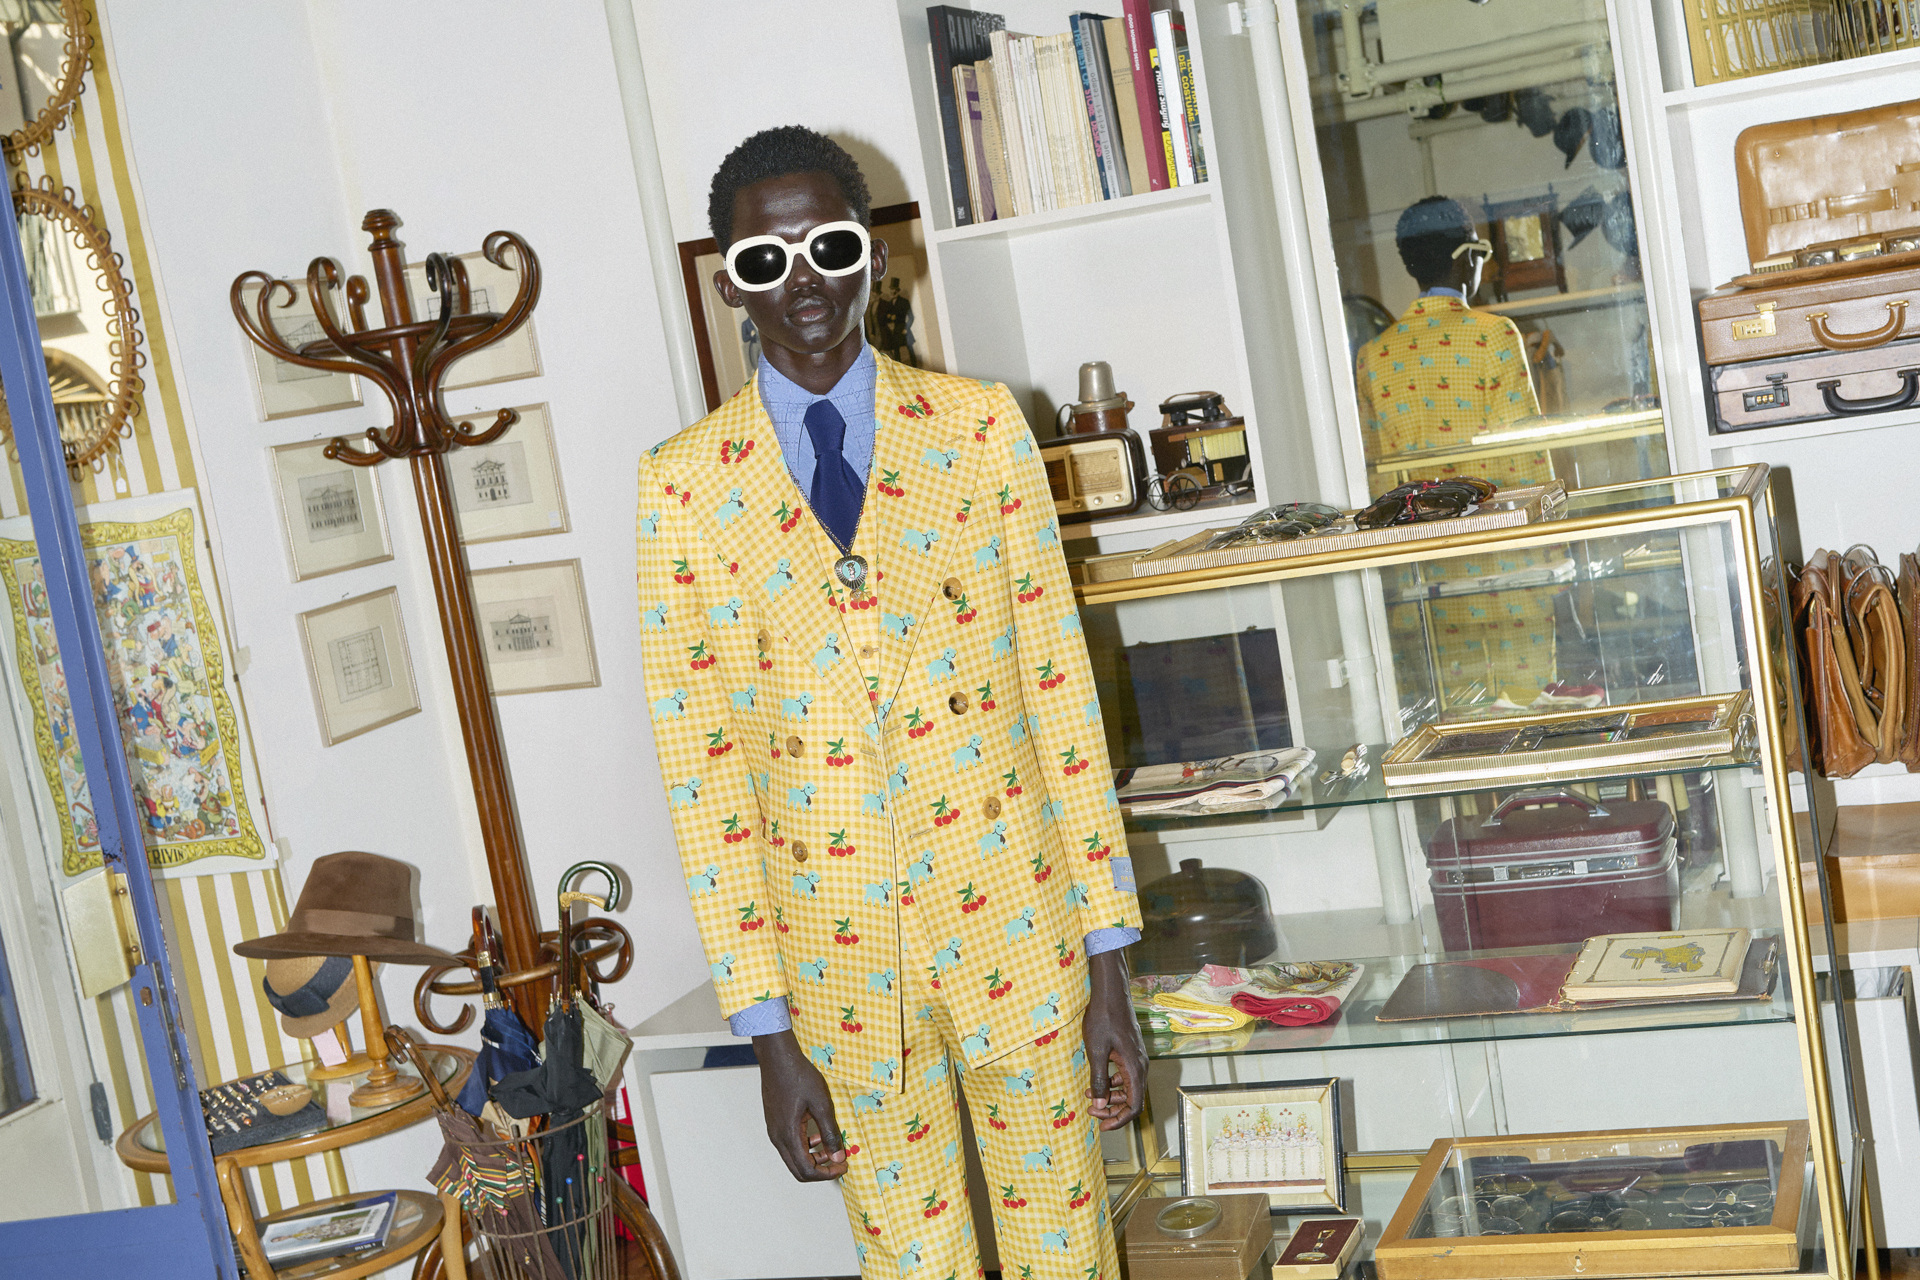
[494,1001,605,1280]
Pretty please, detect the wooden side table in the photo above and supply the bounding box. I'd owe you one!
[116,1045,473,1280]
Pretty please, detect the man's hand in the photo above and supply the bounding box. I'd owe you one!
[756,1029,849,1181]
[1083,948,1148,1131]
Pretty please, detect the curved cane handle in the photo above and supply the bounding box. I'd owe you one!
[1807,300,1907,352]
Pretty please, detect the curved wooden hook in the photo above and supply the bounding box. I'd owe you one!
[413,962,475,1036]
[229,270,366,384]
[447,406,520,448]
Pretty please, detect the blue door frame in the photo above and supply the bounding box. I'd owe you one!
[0,187,233,1275]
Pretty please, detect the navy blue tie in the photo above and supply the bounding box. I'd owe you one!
[805,398,864,551]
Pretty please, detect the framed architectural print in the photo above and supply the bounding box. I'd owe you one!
[403,250,541,389]
[468,559,599,694]
[1179,1077,1346,1214]
[297,588,420,745]
[269,440,393,579]
[447,403,570,544]
[678,201,947,411]
[0,494,270,878]
[237,280,364,419]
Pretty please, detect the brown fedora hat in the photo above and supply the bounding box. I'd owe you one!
[233,851,456,964]
[262,954,363,1038]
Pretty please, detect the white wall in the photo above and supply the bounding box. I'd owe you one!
[100,0,706,1069]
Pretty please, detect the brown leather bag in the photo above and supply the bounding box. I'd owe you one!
[1761,558,1805,774]
[1736,99,1920,267]
[1842,547,1905,763]
[1899,552,1920,769]
[1793,552,1877,778]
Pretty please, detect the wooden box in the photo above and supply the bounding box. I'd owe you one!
[1125,1193,1273,1280]
[1375,1121,1809,1280]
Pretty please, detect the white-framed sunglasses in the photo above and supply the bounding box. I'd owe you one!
[723,221,872,292]
[1451,237,1494,261]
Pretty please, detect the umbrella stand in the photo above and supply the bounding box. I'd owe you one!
[394,1026,618,1280]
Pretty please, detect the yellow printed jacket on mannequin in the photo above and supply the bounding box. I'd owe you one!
[637,353,1140,1096]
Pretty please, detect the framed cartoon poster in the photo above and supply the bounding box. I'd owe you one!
[679,200,947,412]
[1178,1076,1346,1214]
[0,494,270,877]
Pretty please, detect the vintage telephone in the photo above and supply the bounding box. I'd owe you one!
[1149,391,1252,506]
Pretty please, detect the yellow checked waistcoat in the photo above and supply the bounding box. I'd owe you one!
[636,354,1141,1096]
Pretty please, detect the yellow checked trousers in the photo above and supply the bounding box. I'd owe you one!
[823,969,1118,1280]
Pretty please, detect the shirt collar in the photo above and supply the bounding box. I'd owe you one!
[1420,285,1471,301]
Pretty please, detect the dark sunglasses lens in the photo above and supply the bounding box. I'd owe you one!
[732,243,790,287]
[809,228,866,272]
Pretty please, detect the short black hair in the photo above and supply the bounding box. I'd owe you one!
[1395,195,1476,288]
[707,126,873,249]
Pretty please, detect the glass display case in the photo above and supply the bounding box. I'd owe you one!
[1077,466,1856,1278]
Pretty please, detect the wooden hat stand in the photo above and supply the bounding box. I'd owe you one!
[302,953,423,1107]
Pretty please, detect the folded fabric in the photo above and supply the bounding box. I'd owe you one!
[1136,960,1364,1033]
[1115,749,1317,817]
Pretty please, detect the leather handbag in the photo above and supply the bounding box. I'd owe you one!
[1898,552,1920,769]
[1792,552,1877,778]
[1842,547,1905,763]
[1760,558,1805,774]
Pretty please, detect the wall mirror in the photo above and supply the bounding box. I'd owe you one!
[0,177,144,470]
[0,0,89,156]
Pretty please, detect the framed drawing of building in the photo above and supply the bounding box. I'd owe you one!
[447,403,570,544]
[678,201,947,412]
[403,249,541,390]
[269,440,393,579]
[468,559,598,694]
[0,496,269,877]
[237,280,364,420]
[297,587,420,745]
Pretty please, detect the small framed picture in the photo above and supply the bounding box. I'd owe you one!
[237,281,364,420]
[269,441,393,579]
[297,588,420,745]
[403,250,541,389]
[447,403,570,544]
[1179,1076,1345,1214]
[469,559,599,694]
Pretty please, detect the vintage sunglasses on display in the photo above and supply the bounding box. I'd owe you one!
[1451,237,1494,262]
[724,220,872,292]
[1354,477,1497,529]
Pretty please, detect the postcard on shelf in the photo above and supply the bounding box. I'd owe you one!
[259,1191,397,1266]
[1273,1217,1363,1280]
[1562,928,1751,1001]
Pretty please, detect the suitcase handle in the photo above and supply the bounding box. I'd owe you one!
[1816,368,1920,415]
[1481,789,1611,827]
[1806,300,1907,352]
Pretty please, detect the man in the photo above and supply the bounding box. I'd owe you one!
[1354,196,1555,704]
[637,126,1145,1278]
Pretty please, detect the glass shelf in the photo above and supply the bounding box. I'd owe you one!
[1143,932,1792,1062]
[1121,747,1758,835]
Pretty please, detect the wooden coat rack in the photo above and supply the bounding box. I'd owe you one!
[232,210,628,1032]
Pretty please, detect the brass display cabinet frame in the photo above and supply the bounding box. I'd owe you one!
[1078,465,1862,1280]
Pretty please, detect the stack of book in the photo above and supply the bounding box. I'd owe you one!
[928,3,1209,228]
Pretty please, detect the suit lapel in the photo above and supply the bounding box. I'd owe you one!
[677,382,875,724]
[863,354,976,714]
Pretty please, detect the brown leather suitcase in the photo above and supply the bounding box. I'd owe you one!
[1698,265,1920,365]
[1736,98,1920,268]
[1709,333,1920,432]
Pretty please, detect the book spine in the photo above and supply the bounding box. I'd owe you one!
[956,65,990,222]
[988,33,1032,218]
[1038,38,1079,208]
[964,66,997,221]
[1175,30,1205,183]
[1069,16,1111,201]
[1085,13,1131,198]
[977,60,1014,221]
[1120,0,1171,190]
[927,7,973,225]
[1103,18,1149,196]
[1152,9,1192,185]
[1014,36,1054,212]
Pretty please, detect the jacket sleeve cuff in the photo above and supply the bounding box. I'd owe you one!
[1084,926,1141,957]
[727,995,791,1039]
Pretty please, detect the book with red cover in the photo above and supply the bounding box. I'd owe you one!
[1119,0,1171,190]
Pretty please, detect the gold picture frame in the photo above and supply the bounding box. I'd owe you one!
[297,587,421,745]
[1178,1076,1345,1215]
[1381,691,1755,794]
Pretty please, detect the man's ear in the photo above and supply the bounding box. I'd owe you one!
[713,267,745,310]
[869,231,890,286]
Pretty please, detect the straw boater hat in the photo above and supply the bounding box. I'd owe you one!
[261,955,362,1038]
[233,851,456,965]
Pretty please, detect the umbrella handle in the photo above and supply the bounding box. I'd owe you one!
[559,860,623,911]
[386,1025,457,1114]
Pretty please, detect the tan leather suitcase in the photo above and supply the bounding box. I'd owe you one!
[1736,98,1920,268]
[1698,265,1920,365]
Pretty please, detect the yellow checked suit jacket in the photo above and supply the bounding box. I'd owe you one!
[637,354,1140,1096]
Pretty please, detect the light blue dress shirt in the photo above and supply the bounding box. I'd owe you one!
[727,344,1139,1038]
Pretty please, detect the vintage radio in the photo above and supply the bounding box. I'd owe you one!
[1149,392,1252,500]
[1041,430,1148,521]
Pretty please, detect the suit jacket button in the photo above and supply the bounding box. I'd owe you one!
[859,644,878,659]
[792,840,809,862]
[948,692,970,715]
[942,576,965,601]
[757,628,774,651]
[787,735,805,757]
[983,797,1002,819]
